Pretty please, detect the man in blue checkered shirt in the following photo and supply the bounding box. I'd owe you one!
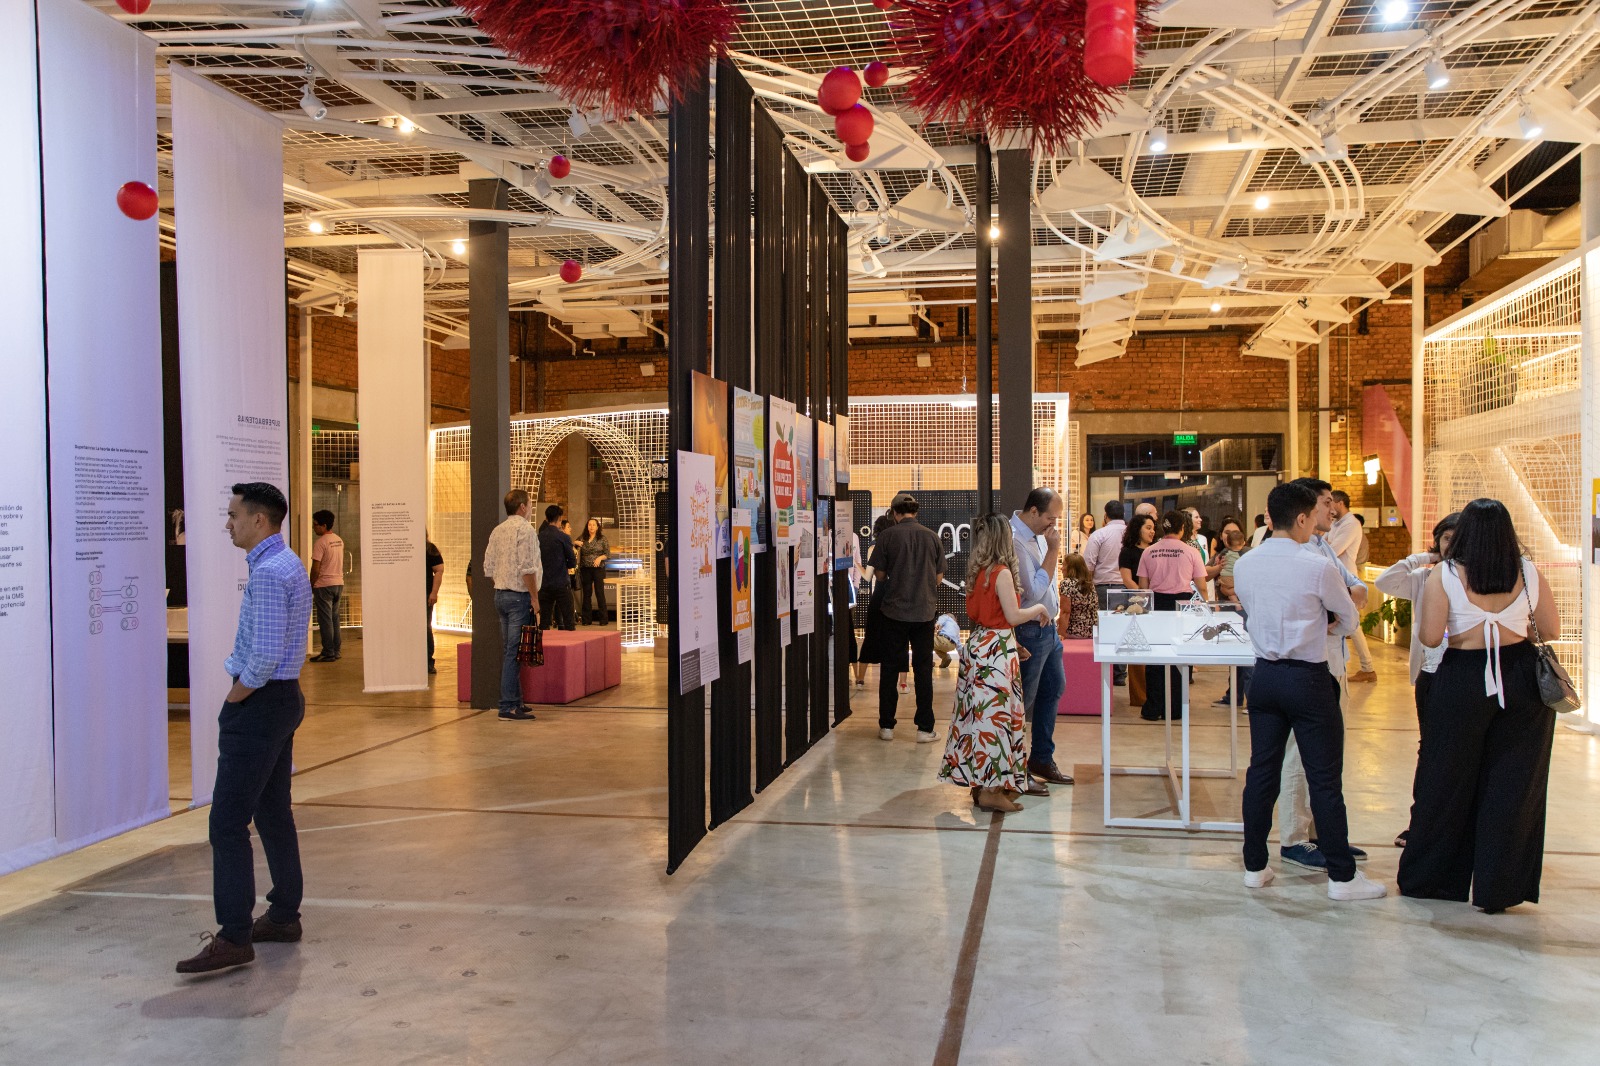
[177,482,314,975]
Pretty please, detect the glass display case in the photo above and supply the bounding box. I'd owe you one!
[1173,601,1251,653]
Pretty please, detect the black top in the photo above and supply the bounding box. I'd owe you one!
[538,524,578,590]
[1118,543,1144,580]
[425,541,443,591]
[866,517,944,623]
[578,533,610,570]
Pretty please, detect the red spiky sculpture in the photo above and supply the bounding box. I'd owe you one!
[886,0,1155,153]
[458,0,742,118]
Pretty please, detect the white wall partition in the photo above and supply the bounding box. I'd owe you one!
[38,0,167,848]
[0,0,58,875]
[358,249,429,692]
[170,65,290,804]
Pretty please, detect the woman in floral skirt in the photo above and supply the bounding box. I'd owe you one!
[939,513,1051,813]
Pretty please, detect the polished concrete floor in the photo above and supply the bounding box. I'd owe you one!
[3,631,1599,1065]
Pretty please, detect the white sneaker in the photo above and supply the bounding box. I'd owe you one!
[1243,867,1275,889]
[916,730,941,744]
[1328,869,1388,901]
[878,728,894,741]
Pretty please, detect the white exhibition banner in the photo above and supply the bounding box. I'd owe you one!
[172,66,291,803]
[676,450,721,692]
[357,249,430,692]
[38,0,168,848]
[769,396,796,545]
[794,509,816,637]
[776,545,792,648]
[0,0,58,874]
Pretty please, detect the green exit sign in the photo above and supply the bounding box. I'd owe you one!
[1173,432,1197,446]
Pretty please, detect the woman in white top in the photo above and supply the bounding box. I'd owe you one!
[1069,512,1096,555]
[1374,511,1458,847]
[1400,499,1560,913]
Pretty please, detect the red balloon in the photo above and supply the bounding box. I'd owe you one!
[872,0,894,9]
[547,154,571,179]
[1084,0,1137,87]
[834,103,874,146]
[845,142,871,163]
[559,259,583,284]
[116,0,152,13]
[818,66,862,116]
[116,181,158,221]
[864,61,890,88]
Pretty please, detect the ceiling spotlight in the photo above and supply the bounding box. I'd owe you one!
[1227,126,1243,144]
[1321,129,1347,161]
[1253,193,1271,211]
[396,116,416,135]
[451,239,466,256]
[568,108,591,139]
[858,254,873,273]
[854,196,871,213]
[657,255,670,271]
[988,223,1000,241]
[560,190,576,206]
[1148,124,1169,154]
[1169,254,1185,275]
[332,297,347,318]
[1381,0,1408,23]
[532,174,553,198]
[1518,102,1543,140]
[1424,56,1451,91]
[875,218,890,241]
[307,218,325,234]
[299,85,327,121]
[1210,299,1223,313]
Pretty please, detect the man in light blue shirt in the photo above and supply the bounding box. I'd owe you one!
[179,482,313,975]
[1011,488,1072,787]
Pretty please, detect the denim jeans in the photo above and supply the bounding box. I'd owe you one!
[1015,619,1063,765]
[312,584,342,657]
[494,589,532,712]
[1241,659,1355,881]
[211,680,305,944]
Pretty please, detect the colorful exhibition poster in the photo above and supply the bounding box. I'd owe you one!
[733,387,766,551]
[776,544,792,647]
[769,396,796,546]
[835,413,850,485]
[794,509,815,637]
[816,499,831,579]
[691,370,731,559]
[817,419,834,496]
[794,413,814,513]
[675,449,721,693]
[834,500,854,572]
[731,507,754,665]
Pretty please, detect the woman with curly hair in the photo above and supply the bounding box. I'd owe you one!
[938,513,1050,813]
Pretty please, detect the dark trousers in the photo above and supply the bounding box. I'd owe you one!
[1142,592,1188,719]
[1241,659,1356,881]
[1015,619,1063,764]
[1399,644,1554,911]
[494,589,531,711]
[312,585,342,658]
[1095,583,1126,683]
[579,567,607,623]
[540,586,576,631]
[211,680,305,944]
[879,616,935,732]
[426,603,435,669]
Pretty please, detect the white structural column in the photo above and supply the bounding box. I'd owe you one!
[171,66,291,805]
[1580,128,1600,723]
[1412,272,1426,553]
[296,310,313,564]
[38,0,168,848]
[1318,333,1331,479]
[1288,346,1300,478]
[358,249,430,692]
[0,0,58,874]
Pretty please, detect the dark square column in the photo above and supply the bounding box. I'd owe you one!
[468,177,510,709]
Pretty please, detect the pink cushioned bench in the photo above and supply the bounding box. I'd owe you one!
[1058,638,1101,715]
[456,630,622,705]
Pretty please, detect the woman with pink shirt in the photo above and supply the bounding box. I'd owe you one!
[1137,510,1208,721]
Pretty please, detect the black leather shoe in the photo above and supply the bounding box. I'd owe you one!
[498,707,536,721]
[250,914,302,943]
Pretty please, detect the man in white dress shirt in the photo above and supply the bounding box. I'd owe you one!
[1326,490,1377,682]
[481,489,542,721]
[1233,482,1385,901]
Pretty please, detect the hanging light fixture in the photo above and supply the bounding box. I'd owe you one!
[299,63,327,120]
[1381,0,1408,23]
[1424,56,1451,91]
[396,116,417,135]
[1148,124,1169,154]
[451,239,466,256]
[1518,100,1544,140]
[1253,193,1271,211]
[1321,128,1347,161]
[307,219,325,234]
[1210,299,1222,313]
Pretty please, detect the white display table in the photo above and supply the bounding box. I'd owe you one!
[1094,639,1255,832]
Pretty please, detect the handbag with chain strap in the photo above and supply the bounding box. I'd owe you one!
[1526,591,1578,714]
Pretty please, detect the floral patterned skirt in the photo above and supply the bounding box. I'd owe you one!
[937,625,1029,791]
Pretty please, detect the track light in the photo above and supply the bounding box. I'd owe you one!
[300,85,327,121]
[1169,253,1184,276]
[875,218,890,241]
[1227,126,1243,144]
[307,219,325,234]
[396,116,416,134]
[657,255,670,272]
[1518,102,1543,140]
[451,239,466,256]
[1253,194,1271,211]
[1424,56,1451,91]
[560,190,576,206]
[532,175,553,198]
[1321,129,1347,161]
[568,108,591,139]
[1381,0,1408,23]
[1148,124,1169,154]
[1210,299,1223,313]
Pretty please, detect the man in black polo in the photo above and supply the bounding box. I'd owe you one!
[538,504,578,631]
[866,492,945,743]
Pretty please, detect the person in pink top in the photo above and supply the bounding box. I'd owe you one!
[1136,510,1208,721]
[308,509,344,662]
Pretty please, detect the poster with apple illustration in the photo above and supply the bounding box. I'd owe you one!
[769,396,796,546]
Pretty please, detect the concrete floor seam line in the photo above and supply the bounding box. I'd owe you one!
[294,800,672,822]
[933,810,1006,1066]
[288,709,491,778]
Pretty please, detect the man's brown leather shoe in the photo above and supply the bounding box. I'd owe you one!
[1022,778,1051,797]
[175,932,255,974]
[1028,760,1074,785]
[250,914,303,943]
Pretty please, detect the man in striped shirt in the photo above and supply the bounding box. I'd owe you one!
[177,482,313,974]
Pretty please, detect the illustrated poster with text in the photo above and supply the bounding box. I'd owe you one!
[733,387,766,551]
[675,450,721,692]
[769,396,796,546]
[794,509,815,637]
[776,544,792,648]
[794,413,814,514]
[834,501,855,573]
[817,420,834,497]
[836,413,850,485]
[691,370,730,558]
[731,507,753,664]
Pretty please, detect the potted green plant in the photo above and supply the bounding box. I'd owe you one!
[1362,596,1412,646]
